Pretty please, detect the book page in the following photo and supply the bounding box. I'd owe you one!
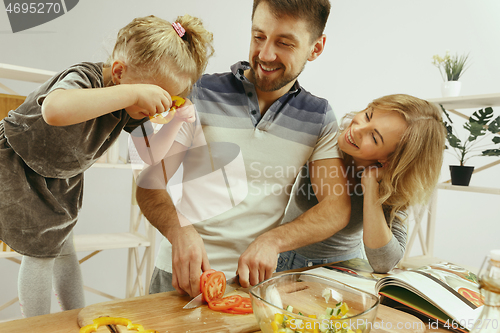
[376,269,483,324]
[306,267,378,295]
[410,262,482,308]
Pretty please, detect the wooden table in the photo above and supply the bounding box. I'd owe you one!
[0,292,451,333]
[0,308,81,332]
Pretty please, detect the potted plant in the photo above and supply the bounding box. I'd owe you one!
[432,51,470,97]
[441,105,500,186]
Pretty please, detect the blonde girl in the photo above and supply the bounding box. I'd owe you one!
[0,15,213,317]
[277,94,446,273]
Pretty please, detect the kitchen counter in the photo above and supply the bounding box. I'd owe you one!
[0,290,451,333]
[0,308,81,332]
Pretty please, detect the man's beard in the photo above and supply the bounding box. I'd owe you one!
[249,59,305,92]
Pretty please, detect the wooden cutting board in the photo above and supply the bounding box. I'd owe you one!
[78,290,426,333]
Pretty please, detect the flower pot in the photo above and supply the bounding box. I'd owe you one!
[449,165,474,186]
[441,81,462,97]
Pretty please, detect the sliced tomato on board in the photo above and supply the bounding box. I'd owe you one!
[202,270,226,303]
[200,269,216,298]
[221,297,253,314]
[198,270,252,315]
[208,295,243,311]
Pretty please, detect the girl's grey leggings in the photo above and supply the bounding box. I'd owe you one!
[18,231,85,317]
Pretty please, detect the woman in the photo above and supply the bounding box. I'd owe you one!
[277,94,446,273]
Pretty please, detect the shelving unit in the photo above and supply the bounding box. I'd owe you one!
[400,93,500,269]
[0,64,156,315]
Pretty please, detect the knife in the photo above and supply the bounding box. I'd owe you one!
[183,275,240,309]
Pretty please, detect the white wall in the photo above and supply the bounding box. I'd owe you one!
[1,0,500,321]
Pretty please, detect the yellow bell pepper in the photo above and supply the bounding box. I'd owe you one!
[149,96,186,124]
[79,316,158,333]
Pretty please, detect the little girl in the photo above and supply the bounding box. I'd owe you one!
[0,14,214,317]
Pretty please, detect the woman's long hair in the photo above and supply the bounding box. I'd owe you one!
[342,94,446,226]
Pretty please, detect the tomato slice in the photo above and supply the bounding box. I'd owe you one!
[222,297,253,314]
[208,295,243,311]
[200,269,216,299]
[202,271,226,303]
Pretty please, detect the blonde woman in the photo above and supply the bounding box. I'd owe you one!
[277,94,446,273]
[0,15,213,317]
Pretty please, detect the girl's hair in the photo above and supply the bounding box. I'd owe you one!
[105,15,214,91]
[344,94,446,226]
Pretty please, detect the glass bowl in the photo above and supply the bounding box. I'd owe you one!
[249,272,379,333]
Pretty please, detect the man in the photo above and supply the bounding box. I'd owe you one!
[136,0,351,298]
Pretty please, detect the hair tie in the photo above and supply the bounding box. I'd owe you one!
[172,22,185,38]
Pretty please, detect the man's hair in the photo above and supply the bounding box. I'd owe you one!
[252,0,331,41]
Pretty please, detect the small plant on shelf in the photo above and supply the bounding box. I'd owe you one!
[441,105,500,166]
[432,51,470,82]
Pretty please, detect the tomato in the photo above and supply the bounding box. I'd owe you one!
[199,270,252,315]
[202,271,226,303]
[222,297,253,314]
[200,269,216,298]
[208,295,243,311]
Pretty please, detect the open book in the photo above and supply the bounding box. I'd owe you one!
[307,258,484,333]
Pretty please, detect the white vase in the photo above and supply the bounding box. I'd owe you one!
[441,81,462,97]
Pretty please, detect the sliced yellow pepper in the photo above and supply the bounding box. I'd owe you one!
[274,312,284,323]
[79,316,158,333]
[149,96,186,124]
[339,301,349,316]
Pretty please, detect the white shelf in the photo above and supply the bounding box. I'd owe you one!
[92,162,133,170]
[403,93,500,268]
[428,92,500,109]
[0,233,150,259]
[0,63,55,84]
[74,232,151,252]
[436,183,500,195]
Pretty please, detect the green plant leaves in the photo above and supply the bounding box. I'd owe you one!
[488,115,500,134]
[433,52,470,81]
[445,124,463,149]
[470,107,493,125]
[441,105,500,165]
[441,105,454,124]
[482,149,500,156]
[465,121,486,141]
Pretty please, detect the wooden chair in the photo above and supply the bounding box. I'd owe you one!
[0,93,26,120]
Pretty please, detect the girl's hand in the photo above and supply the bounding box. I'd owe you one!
[174,98,196,123]
[361,163,384,188]
[128,84,172,119]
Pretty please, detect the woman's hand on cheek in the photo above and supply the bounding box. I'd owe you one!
[361,163,384,188]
